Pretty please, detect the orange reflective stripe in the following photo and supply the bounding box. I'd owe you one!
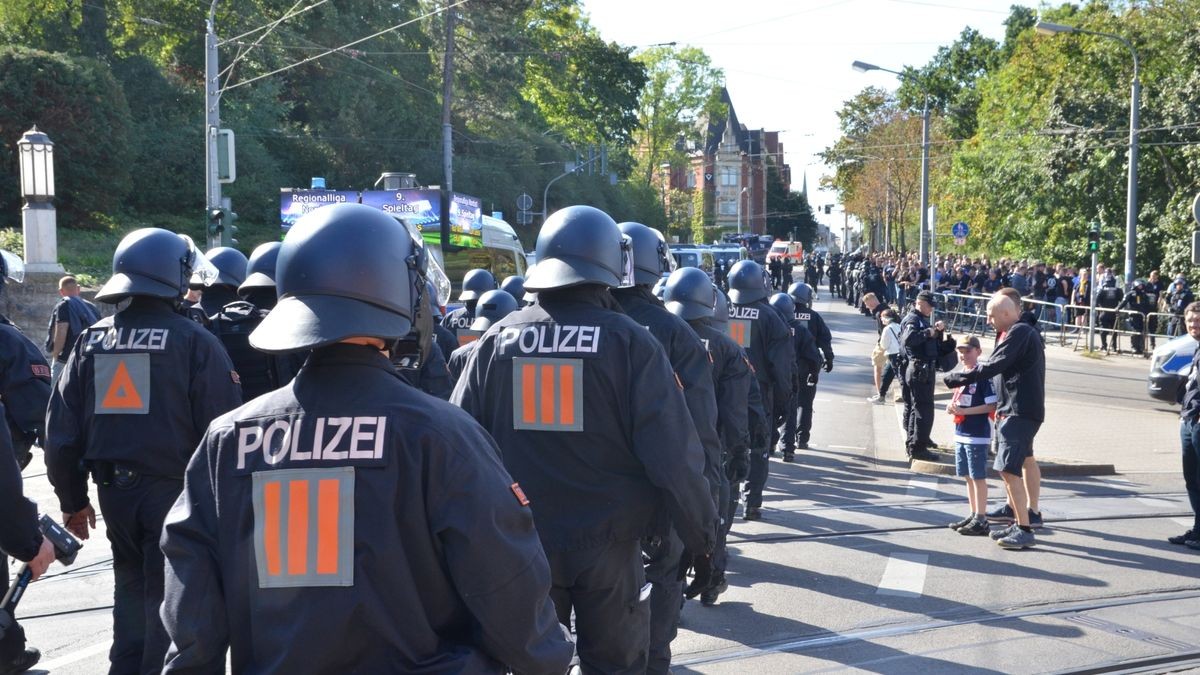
[263,481,282,576]
[287,480,309,576]
[559,365,575,426]
[316,479,340,575]
[521,363,537,424]
[540,364,555,424]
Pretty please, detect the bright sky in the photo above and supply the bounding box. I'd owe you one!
[581,0,1034,235]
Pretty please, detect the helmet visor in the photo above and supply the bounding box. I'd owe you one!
[618,234,637,288]
[1,250,25,283]
[182,235,220,287]
[655,231,677,275]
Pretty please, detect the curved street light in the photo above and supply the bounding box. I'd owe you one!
[1034,20,1140,288]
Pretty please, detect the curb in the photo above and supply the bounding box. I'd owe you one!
[909,455,1116,478]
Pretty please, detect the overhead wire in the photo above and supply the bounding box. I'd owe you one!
[219,0,308,91]
[219,0,332,46]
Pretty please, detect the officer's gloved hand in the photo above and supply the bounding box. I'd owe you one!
[683,554,714,599]
[726,450,750,483]
[824,357,834,373]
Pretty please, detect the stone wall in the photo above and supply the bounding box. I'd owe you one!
[2,272,106,344]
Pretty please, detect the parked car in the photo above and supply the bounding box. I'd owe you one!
[671,247,715,277]
[1148,333,1195,403]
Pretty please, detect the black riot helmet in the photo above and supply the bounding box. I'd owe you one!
[525,205,632,291]
[663,267,716,321]
[470,289,519,332]
[788,281,814,308]
[251,203,423,354]
[727,260,770,304]
[239,242,282,295]
[500,275,527,303]
[769,292,796,321]
[711,285,730,326]
[617,221,674,286]
[97,228,217,304]
[206,246,249,288]
[459,268,497,302]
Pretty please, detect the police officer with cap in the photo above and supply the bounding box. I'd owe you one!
[501,275,529,306]
[663,270,753,606]
[768,292,823,461]
[209,242,304,402]
[613,222,721,674]
[160,203,573,674]
[442,268,497,336]
[198,246,248,319]
[452,205,716,674]
[447,288,518,386]
[900,290,944,462]
[787,282,834,450]
[45,229,243,674]
[727,260,794,521]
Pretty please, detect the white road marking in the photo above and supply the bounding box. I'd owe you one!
[876,553,929,598]
[829,445,867,451]
[1174,518,1194,528]
[907,475,939,498]
[1138,496,1181,508]
[39,640,112,670]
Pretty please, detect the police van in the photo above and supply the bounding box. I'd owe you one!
[1148,333,1195,403]
[671,247,715,278]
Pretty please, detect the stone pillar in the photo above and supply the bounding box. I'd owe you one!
[22,202,63,274]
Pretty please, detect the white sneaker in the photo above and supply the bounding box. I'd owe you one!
[867,394,883,404]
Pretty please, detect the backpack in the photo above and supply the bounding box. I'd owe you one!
[211,300,285,402]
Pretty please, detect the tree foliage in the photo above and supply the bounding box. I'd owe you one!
[633,46,724,186]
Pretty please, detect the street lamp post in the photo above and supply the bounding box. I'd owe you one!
[852,60,931,268]
[736,186,749,235]
[16,126,62,273]
[1035,20,1140,288]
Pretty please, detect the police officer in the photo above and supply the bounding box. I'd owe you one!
[727,260,794,521]
[500,275,529,306]
[44,229,243,674]
[199,246,248,318]
[1096,274,1124,353]
[788,282,834,451]
[442,268,496,336]
[1117,279,1155,355]
[0,255,52,470]
[210,242,304,402]
[0,404,57,675]
[900,291,944,462]
[828,255,843,298]
[664,270,752,606]
[447,289,518,386]
[614,222,721,673]
[158,204,572,673]
[452,205,716,674]
[769,293,823,462]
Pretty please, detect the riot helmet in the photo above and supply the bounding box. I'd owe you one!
[663,267,716,321]
[250,203,423,353]
[0,250,24,284]
[524,205,632,291]
[727,260,770,304]
[239,242,282,294]
[769,292,796,321]
[617,222,674,286]
[206,246,249,288]
[711,285,730,326]
[459,268,497,302]
[97,229,217,304]
[788,281,814,308]
[470,289,518,332]
[500,275,527,302]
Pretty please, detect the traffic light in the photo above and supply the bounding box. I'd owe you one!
[1087,222,1100,253]
[223,207,238,247]
[206,206,239,248]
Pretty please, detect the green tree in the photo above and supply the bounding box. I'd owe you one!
[633,45,723,186]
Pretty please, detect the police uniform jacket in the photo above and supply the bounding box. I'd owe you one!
[795,307,834,365]
[786,319,823,379]
[446,340,476,388]
[44,298,243,513]
[434,324,459,366]
[451,287,717,554]
[441,305,474,334]
[728,299,794,414]
[614,286,723,496]
[900,309,938,363]
[0,405,43,563]
[0,320,52,459]
[689,319,751,458]
[160,344,573,674]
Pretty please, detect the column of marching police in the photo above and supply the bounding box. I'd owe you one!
[1,203,836,675]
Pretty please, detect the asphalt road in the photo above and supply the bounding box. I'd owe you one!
[9,284,1199,674]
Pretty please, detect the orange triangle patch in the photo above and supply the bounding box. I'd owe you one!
[102,360,144,409]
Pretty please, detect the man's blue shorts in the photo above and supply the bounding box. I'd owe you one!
[955,442,988,480]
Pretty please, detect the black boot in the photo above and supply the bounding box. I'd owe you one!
[1,648,41,675]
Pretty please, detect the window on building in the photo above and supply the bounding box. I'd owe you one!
[719,200,737,215]
[686,171,695,188]
[720,167,739,187]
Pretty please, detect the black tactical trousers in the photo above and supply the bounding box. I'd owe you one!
[904,365,936,452]
[97,474,182,675]
[794,372,817,446]
[643,529,683,675]
[548,539,649,675]
[747,383,774,509]
[0,555,27,662]
[712,472,735,577]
